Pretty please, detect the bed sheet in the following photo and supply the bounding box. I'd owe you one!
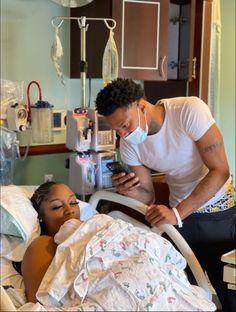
[15,214,215,312]
[0,257,24,289]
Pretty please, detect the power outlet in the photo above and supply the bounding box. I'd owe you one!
[44,174,54,182]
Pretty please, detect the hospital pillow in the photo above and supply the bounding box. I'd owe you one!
[78,200,96,221]
[0,185,40,240]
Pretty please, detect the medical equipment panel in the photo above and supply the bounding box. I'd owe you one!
[92,151,117,189]
[69,152,96,195]
[87,108,116,151]
[66,109,92,152]
[66,107,117,196]
[53,109,66,131]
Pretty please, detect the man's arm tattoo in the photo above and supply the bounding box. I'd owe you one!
[202,141,222,153]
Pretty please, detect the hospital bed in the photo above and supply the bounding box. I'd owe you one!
[0,186,214,311]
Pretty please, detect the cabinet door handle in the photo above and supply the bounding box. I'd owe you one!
[160,56,167,79]
[192,57,197,79]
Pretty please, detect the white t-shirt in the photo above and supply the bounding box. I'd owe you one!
[120,96,228,208]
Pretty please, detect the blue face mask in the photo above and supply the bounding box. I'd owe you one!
[124,106,148,145]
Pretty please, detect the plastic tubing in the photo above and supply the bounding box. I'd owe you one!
[26,80,42,125]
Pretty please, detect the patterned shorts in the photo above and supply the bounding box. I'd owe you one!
[196,180,235,213]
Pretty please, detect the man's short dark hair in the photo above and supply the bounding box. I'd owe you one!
[95,78,146,116]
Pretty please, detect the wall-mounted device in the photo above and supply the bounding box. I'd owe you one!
[17,108,67,146]
[87,108,116,152]
[6,103,28,132]
[53,109,67,131]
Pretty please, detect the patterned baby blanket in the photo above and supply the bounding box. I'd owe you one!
[21,215,216,311]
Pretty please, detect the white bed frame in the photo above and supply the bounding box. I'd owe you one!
[0,190,212,311]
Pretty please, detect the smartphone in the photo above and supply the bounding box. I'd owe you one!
[106,161,129,174]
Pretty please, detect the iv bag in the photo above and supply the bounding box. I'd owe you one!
[51,26,65,85]
[0,127,17,185]
[102,30,119,86]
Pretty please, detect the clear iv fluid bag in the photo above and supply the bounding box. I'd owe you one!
[102,30,119,86]
[0,127,17,185]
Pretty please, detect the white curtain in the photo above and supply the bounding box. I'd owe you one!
[207,0,221,122]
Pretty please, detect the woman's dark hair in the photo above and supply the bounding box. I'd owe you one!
[31,181,58,235]
[95,78,146,116]
[31,181,57,212]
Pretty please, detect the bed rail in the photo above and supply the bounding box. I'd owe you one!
[0,286,17,311]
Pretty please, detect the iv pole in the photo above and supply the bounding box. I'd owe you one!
[51,16,117,108]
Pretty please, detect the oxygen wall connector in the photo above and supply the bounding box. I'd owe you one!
[44,174,54,182]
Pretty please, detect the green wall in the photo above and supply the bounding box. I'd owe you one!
[13,153,70,185]
[1,0,235,186]
[1,0,102,186]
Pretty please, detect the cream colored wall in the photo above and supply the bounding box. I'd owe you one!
[219,0,235,180]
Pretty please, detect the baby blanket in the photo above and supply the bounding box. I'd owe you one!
[22,215,216,311]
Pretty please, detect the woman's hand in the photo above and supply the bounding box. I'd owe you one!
[145,204,177,227]
[112,172,140,195]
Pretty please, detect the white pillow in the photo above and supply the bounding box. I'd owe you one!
[78,200,96,221]
[0,185,40,261]
[0,185,39,239]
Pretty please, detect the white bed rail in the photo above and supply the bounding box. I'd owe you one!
[0,286,17,311]
[89,190,212,300]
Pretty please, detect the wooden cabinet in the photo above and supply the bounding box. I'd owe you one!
[70,0,210,92]
[112,0,169,81]
[144,0,213,103]
[152,174,170,206]
[188,0,213,103]
[168,0,196,81]
[70,0,169,80]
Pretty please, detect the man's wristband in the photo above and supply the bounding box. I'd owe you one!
[172,207,183,228]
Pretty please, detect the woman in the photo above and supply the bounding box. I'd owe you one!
[21,182,216,311]
[21,181,83,303]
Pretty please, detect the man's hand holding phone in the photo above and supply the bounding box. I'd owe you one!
[106,162,140,194]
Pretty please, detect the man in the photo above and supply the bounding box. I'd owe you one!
[95,78,235,312]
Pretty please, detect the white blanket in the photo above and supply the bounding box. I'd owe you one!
[20,215,216,311]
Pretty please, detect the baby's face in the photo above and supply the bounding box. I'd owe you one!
[39,184,81,236]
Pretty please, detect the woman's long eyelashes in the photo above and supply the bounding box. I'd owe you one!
[70,202,78,206]
[51,201,78,210]
[52,205,63,210]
